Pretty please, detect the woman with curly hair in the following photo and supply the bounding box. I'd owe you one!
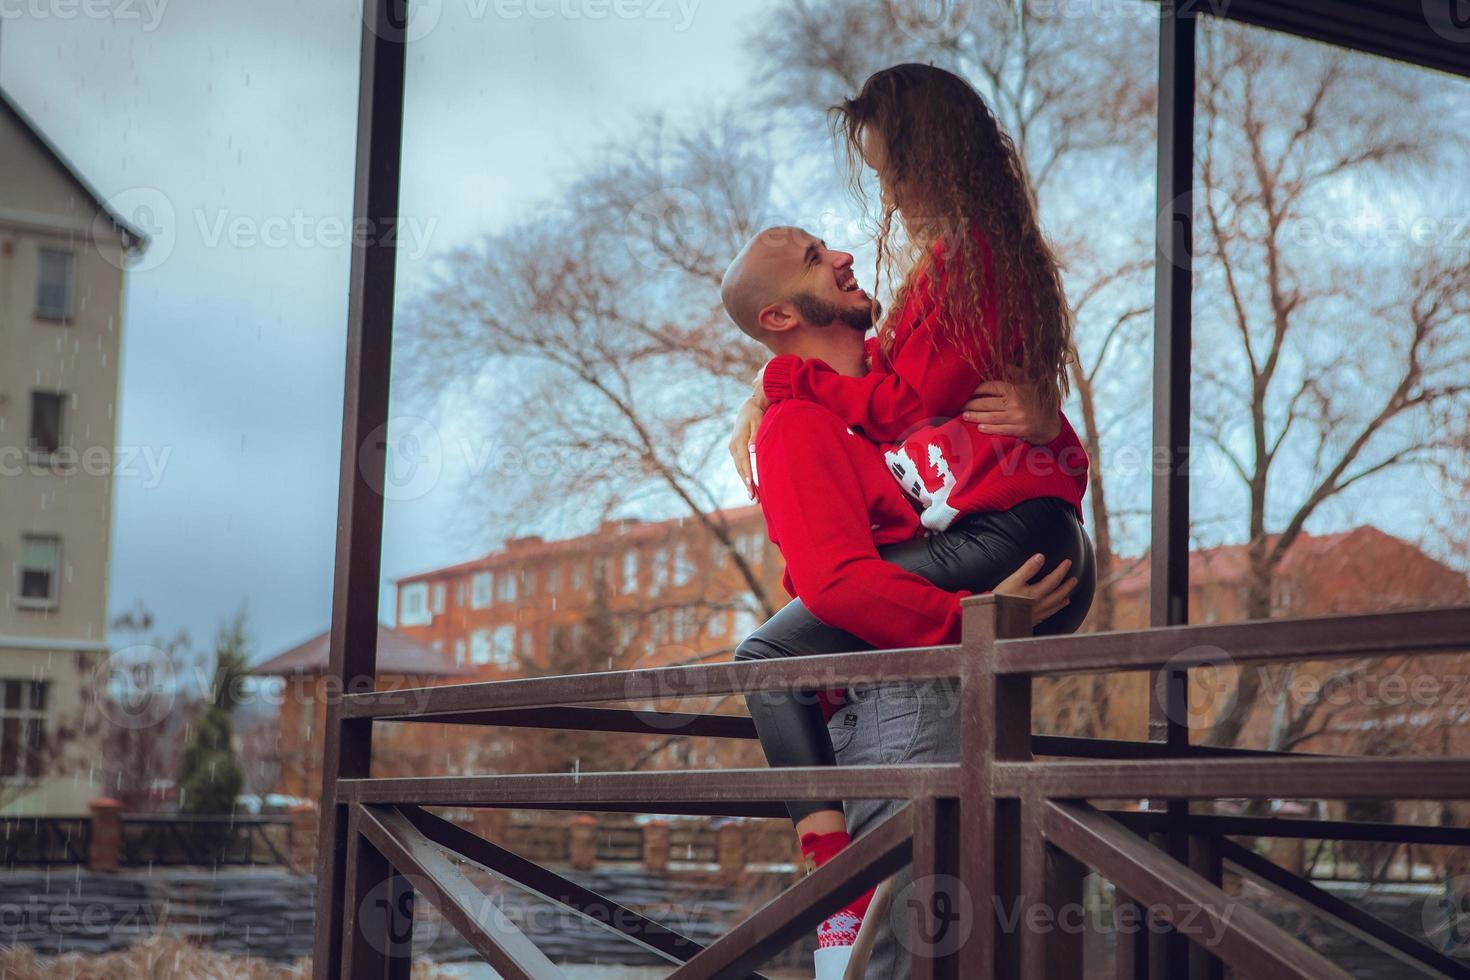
[726,64,1097,975]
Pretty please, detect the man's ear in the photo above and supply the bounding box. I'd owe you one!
[757,302,798,335]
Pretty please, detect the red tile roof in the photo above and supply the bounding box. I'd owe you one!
[249,624,469,677]
[1110,526,1419,595]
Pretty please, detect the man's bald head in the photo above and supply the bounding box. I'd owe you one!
[720,226,812,339]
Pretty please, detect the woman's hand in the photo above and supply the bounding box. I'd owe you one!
[960,369,1060,444]
[992,554,1077,626]
[728,397,766,499]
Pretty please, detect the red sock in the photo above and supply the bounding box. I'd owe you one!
[800,830,876,947]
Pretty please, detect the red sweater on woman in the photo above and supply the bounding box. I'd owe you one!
[762,230,1089,530]
[752,400,969,655]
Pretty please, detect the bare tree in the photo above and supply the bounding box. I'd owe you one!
[400,114,783,618]
[1188,24,1470,746]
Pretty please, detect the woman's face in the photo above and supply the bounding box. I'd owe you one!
[859,124,897,210]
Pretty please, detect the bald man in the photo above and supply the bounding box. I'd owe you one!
[722,227,1095,978]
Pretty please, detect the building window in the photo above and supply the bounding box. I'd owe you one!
[520,569,535,598]
[736,531,764,565]
[471,572,492,609]
[733,604,760,640]
[28,391,66,456]
[35,248,74,322]
[454,638,466,665]
[0,680,48,780]
[497,571,517,603]
[17,535,60,607]
[432,582,445,614]
[547,564,561,594]
[621,551,638,594]
[570,561,585,593]
[455,581,466,607]
[618,618,635,652]
[650,548,669,594]
[707,609,727,638]
[470,629,492,665]
[518,627,535,662]
[673,541,694,586]
[491,625,516,667]
[399,582,431,626]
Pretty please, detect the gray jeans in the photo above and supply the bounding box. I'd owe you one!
[828,680,961,980]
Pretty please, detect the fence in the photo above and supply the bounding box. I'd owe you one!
[1,804,320,873]
[313,596,1470,978]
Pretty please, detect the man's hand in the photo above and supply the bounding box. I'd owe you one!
[728,397,766,499]
[960,369,1060,444]
[992,554,1077,627]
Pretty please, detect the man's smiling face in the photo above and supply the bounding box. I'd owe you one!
[782,230,877,332]
[720,226,881,341]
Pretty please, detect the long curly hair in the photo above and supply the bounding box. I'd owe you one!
[833,63,1073,410]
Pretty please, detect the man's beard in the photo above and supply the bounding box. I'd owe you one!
[789,291,879,332]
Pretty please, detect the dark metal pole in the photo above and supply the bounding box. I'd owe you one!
[311,0,408,975]
[1149,4,1197,978]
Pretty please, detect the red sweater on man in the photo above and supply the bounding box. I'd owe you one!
[752,399,969,659]
[762,230,1089,531]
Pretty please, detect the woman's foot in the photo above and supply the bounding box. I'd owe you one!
[801,831,877,959]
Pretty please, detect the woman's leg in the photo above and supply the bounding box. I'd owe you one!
[736,599,867,831]
[735,495,1096,826]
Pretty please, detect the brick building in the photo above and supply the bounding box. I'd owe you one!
[390,506,784,680]
[1078,525,1470,745]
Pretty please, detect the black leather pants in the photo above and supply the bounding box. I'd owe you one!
[735,496,1096,823]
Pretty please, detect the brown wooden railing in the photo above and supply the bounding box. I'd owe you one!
[312,596,1470,979]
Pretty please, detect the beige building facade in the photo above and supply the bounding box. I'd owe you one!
[0,89,144,815]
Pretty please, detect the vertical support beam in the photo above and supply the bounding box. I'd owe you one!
[1148,6,1197,979]
[1115,894,1150,980]
[957,594,1032,978]
[311,0,408,976]
[1188,835,1225,980]
[910,795,961,980]
[1018,788,1048,980]
[1045,847,1087,979]
[342,805,415,979]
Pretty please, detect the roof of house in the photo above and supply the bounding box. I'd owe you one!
[394,503,766,584]
[0,85,148,251]
[1111,526,1455,595]
[249,623,470,677]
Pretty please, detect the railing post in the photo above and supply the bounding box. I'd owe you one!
[87,797,122,872]
[643,819,670,872]
[569,814,598,870]
[956,593,1033,979]
[289,801,320,875]
[311,0,407,973]
[717,821,746,878]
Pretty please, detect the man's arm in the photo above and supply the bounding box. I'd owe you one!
[756,405,965,650]
[761,301,985,442]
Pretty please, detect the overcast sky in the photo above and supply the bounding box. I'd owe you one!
[0,0,773,662]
